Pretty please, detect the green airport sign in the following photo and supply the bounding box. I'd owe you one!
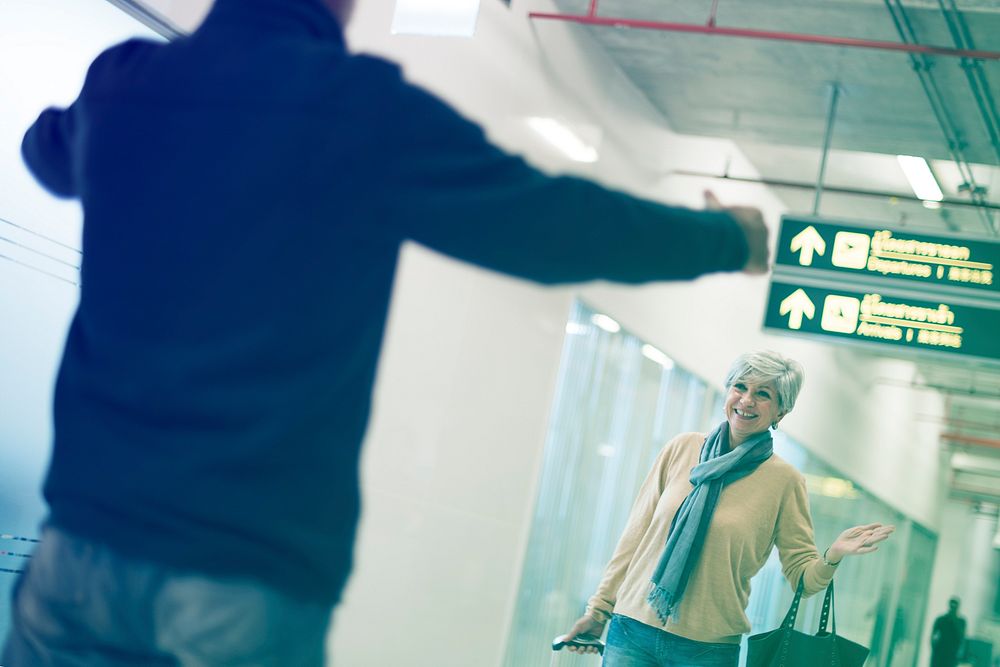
[763,280,1000,363]
[775,217,999,296]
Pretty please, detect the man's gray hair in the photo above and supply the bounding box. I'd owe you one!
[724,350,804,415]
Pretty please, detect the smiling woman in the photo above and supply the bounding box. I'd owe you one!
[723,351,804,444]
[558,349,895,667]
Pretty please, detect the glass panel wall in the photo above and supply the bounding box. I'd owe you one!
[503,301,720,667]
[503,300,936,667]
[0,0,160,642]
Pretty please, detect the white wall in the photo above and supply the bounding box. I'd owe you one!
[329,245,574,666]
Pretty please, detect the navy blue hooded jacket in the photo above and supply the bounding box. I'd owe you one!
[22,0,748,602]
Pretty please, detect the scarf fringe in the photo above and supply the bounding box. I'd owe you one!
[647,582,681,625]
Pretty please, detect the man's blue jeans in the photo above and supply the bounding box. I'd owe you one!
[603,614,740,667]
[2,526,331,667]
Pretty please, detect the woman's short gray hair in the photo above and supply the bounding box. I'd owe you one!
[724,350,804,415]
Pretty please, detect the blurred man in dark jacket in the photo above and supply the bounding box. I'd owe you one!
[4,0,768,664]
[931,598,967,667]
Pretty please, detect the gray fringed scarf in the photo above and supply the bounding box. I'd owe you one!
[647,421,773,624]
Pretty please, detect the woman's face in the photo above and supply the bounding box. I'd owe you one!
[724,379,784,445]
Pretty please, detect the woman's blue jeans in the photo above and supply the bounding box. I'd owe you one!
[603,614,740,667]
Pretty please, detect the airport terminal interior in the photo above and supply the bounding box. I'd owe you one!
[1,0,999,665]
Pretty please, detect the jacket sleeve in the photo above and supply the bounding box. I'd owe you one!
[22,105,80,199]
[21,39,153,200]
[585,438,677,622]
[774,474,837,597]
[382,84,749,286]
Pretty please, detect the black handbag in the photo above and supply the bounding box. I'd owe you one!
[747,578,869,667]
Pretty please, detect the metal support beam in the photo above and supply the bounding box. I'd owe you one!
[938,0,1000,165]
[883,0,996,234]
[814,83,841,216]
[668,171,1000,212]
[101,0,183,39]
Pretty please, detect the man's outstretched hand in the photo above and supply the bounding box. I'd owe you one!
[705,190,770,275]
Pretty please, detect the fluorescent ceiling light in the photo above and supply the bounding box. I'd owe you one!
[803,473,859,499]
[392,0,479,37]
[526,117,599,163]
[564,322,589,335]
[897,155,943,202]
[597,444,616,458]
[590,313,620,333]
[641,344,675,369]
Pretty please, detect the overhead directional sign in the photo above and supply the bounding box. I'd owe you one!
[779,288,815,330]
[789,225,826,266]
[764,280,1000,362]
[775,217,998,295]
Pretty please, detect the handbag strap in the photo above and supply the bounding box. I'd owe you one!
[776,577,806,665]
[780,577,847,667]
[818,580,836,635]
[818,580,843,667]
[781,577,805,630]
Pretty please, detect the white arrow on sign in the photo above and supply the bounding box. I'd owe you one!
[789,225,827,266]
[779,288,816,330]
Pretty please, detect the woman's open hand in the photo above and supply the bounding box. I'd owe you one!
[827,523,895,563]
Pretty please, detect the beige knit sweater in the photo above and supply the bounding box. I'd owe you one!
[585,431,836,644]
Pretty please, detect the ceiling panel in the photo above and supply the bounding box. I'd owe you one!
[554,0,1000,164]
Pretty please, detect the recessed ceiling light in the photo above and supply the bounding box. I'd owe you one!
[526,117,599,163]
[641,344,675,369]
[897,155,944,202]
[590,313,620,333]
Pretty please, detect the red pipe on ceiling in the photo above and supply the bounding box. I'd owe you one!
[528,12,1000,61]
[942,433,1000,449]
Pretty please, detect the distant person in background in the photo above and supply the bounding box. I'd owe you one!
[3,0,773,665]
[931,597,967,667]
[560,350,895,666]
[867,586,892,661]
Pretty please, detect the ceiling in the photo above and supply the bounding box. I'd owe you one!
[547,0,1000,234]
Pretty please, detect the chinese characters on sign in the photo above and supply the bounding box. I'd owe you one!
[775,218,997,292]
[764,281,1000,361]
[766,216,1000,362]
